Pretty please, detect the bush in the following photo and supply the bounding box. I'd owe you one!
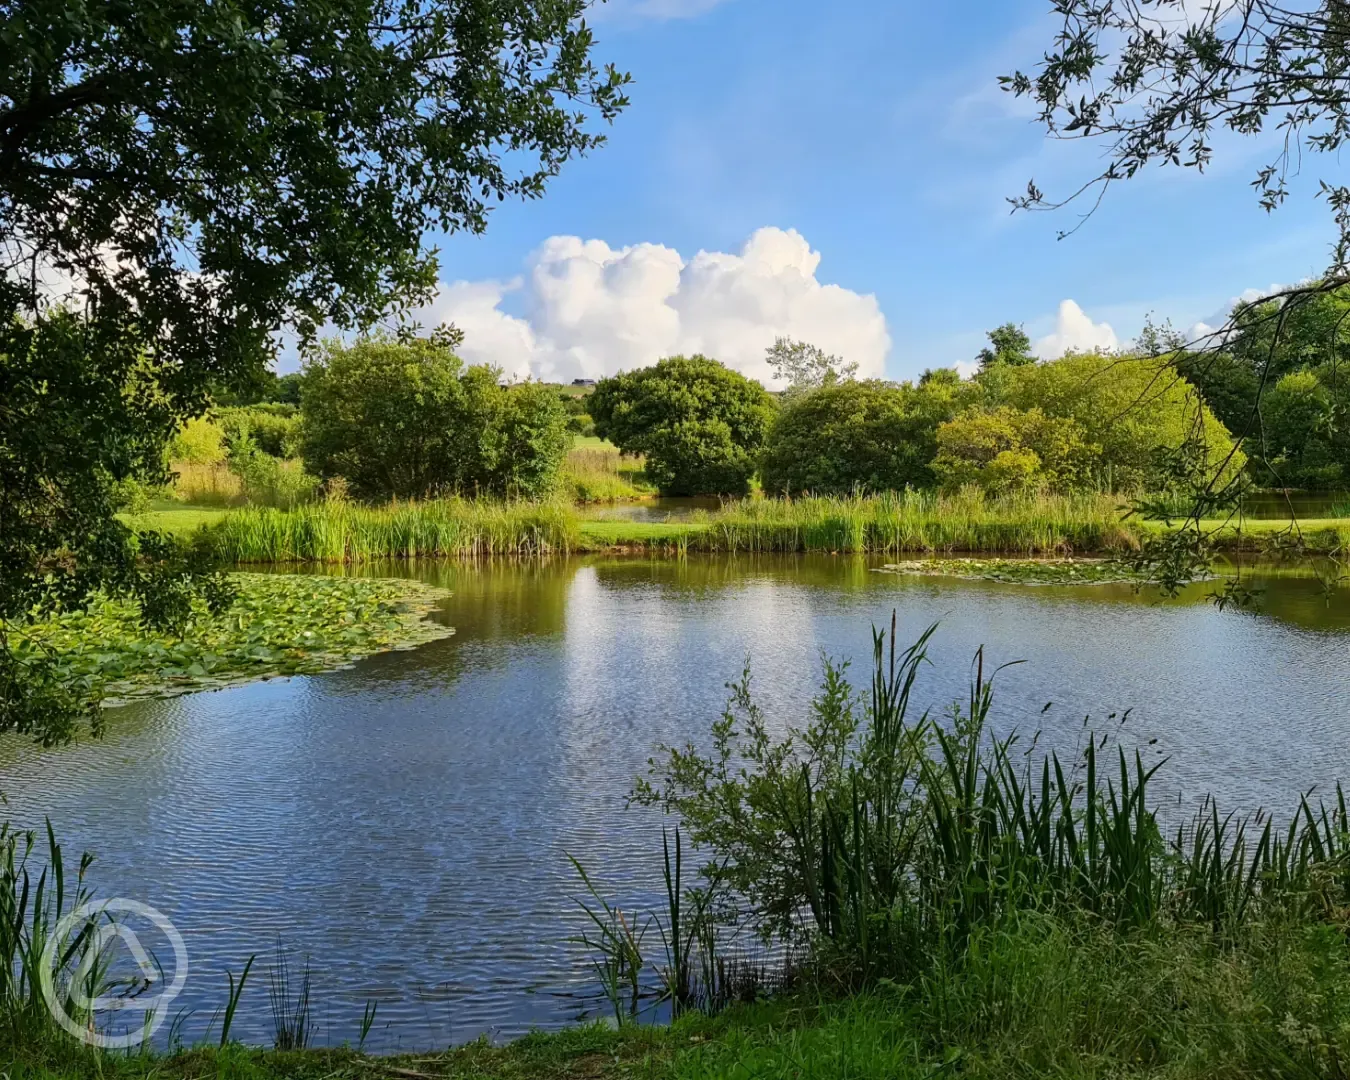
[932,405,1096,494]
[217,404,300,458]
[300,337,570,500]
[567,412,596,437]
[167,416,226,464]
[590,356,776,496]
[759,379,964,495]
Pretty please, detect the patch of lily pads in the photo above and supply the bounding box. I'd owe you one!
[872,558,1158,586]
[11,573,454,706]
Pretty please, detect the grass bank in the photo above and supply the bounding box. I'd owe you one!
[17,924,1350,1080]
[9,574,452,705]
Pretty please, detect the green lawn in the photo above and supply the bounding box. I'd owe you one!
[569,434,620,451]
[577,520,701,546]
[119,501,233,535]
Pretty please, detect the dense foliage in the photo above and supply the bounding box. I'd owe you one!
[759,379,960,495]
[932,405,1093,494]
[993,352,1243,492]
[976,323,1035,370]
[0,0,625,741]
[757,350,1239,498]
[1176,287,1350,487]
[590,356,776,496]
[301,338,570,500]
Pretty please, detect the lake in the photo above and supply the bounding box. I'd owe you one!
[2,555,1348,1050]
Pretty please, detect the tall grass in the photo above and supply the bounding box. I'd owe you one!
[169,462,242,506]
[685,489,1140,555]
[208,498,581,562]
[560,443,651,504]
[168,459,317,510]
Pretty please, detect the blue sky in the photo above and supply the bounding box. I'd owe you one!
[424,0,1336,384]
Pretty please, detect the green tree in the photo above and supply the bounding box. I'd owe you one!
[1249,369,1348,488]
[1,0,625,740]
[301,338,568,500]
[977,324,1036,370]
[759,379,965,495]
[996,353,1243,492]
[765,338,859,400]
[589,357,776,496]
[932,406,1096,495]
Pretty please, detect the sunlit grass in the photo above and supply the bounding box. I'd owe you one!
[209,498,581,562]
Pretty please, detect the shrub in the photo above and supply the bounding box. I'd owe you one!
[590,356,776,495]
[759,379,964,495]
[217,404,300,458]
[167,416,227,464]
[932,405,1096,494]
[300,337,569,500]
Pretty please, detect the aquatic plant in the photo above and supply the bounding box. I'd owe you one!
[209,499,580,563]
[9,574,453,705]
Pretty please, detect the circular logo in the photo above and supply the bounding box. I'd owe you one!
[39,898,189,1049]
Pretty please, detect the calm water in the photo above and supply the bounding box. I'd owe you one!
[2,556,1349,1049]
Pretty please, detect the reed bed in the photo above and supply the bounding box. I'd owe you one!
[207,498,581,562]
[686,489,1141,555]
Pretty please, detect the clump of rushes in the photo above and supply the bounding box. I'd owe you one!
[9,574,453,705]
[685,489,1140,555]
[207,498,581,563]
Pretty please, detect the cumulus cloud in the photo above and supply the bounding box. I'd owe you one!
[423,227,891,386]
[1034,300,1119,359]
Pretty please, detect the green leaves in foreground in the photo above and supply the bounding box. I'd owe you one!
[8,575,453,707]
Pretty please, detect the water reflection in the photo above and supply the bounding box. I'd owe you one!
[0,555,1347,1050]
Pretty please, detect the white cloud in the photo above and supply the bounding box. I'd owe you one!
[953,360,981,379]
[1034,300,1119,359]
[424,227,891,386]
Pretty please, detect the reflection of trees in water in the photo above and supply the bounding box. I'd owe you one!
[319,558,579,694]
[588,553,881,594]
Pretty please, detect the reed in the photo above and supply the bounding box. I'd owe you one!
[683,489,1141,555]
[207,498,581,563]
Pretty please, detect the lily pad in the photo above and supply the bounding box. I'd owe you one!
[11,574,455,706]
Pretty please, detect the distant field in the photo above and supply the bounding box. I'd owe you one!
[547,381,597,399]
[570,435,618,451]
